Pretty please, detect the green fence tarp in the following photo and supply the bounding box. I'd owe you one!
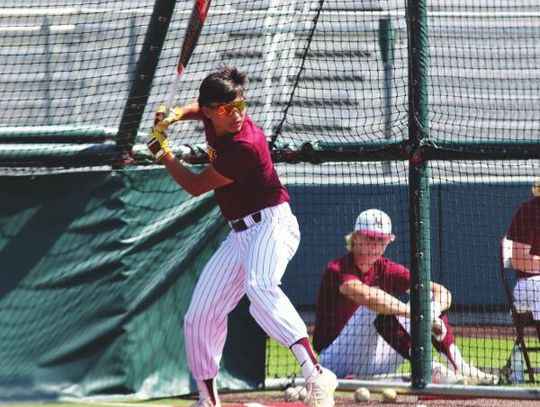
[0,169,266,401]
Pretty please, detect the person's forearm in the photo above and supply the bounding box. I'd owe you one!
[161,153,206,196]
[341,284,410,317]
[366,294,411,317]
[176,100,203,121]
[512,241,540,274]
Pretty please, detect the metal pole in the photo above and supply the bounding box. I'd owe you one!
[379,15,395,142]
[42,17,52,125]
[128,13,138,84]
[407,0,432,389]
[115,0,178,166]
[378,15,395,173]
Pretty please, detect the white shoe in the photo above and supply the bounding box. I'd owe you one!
[458,364,499,385]
[190,398,220,407]
[304,367,338,407]
[432,361,465,384]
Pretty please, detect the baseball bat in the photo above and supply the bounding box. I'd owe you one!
[165,0,212,108]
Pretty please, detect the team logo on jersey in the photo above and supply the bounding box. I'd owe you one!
[207,144,217,161]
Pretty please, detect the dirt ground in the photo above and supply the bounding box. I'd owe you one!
[217,391,540,407]
[211,323,540,407]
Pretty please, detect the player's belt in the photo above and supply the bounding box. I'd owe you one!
[230,212,262,232]
[518,274,537,280]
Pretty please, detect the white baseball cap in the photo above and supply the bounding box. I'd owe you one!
[354,209,395,240]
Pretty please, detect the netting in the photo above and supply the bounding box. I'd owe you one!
[428,2,540,143]
[0,0,410,167]
[1,0,540,401]
[2,2,539,155]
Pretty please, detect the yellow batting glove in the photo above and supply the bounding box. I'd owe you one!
[146,128,171,161]
[154,105,168,124]
[154,105,184,133]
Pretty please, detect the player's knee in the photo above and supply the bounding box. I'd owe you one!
[245,278,278,300]
[245,283,260,302]
[184,307,203,332]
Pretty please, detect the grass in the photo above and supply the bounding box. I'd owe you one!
[3,336,539,406]
[266,335,540,377]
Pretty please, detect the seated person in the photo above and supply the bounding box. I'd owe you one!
[312,209,498,384]
[507,182,540,324]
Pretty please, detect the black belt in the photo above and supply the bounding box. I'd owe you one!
[518,275,536,280]
[231,212,262,232]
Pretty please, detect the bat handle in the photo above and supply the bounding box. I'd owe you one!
[166,72,182,108]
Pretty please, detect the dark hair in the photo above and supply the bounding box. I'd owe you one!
[198,66,248,107]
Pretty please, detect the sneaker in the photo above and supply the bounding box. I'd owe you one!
[190,398,220,407]
[432,361,465,384]
[304,367,338,407]
[458,364,499,385]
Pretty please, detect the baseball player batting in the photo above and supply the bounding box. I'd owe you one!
[147,66,337,407]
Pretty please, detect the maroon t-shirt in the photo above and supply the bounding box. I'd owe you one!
[203,114,289,220]
[507,196,540,277]
[313,253,410,353]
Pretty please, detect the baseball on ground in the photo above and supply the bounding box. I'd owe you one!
[283,386,301,401]
[381,388,398,403]
[296,386,308,401]
[354,386,370,402]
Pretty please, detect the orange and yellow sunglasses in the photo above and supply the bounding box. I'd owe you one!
[210,100,248,117]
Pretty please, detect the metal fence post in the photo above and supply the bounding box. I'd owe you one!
[407,0,432,389]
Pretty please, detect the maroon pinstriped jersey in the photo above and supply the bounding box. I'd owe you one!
[203,115,289,220]
[313,253,410,353]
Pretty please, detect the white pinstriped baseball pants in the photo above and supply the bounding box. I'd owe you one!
[319,306,405,378]
[514,275,540,320]
[184,202,308,380]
